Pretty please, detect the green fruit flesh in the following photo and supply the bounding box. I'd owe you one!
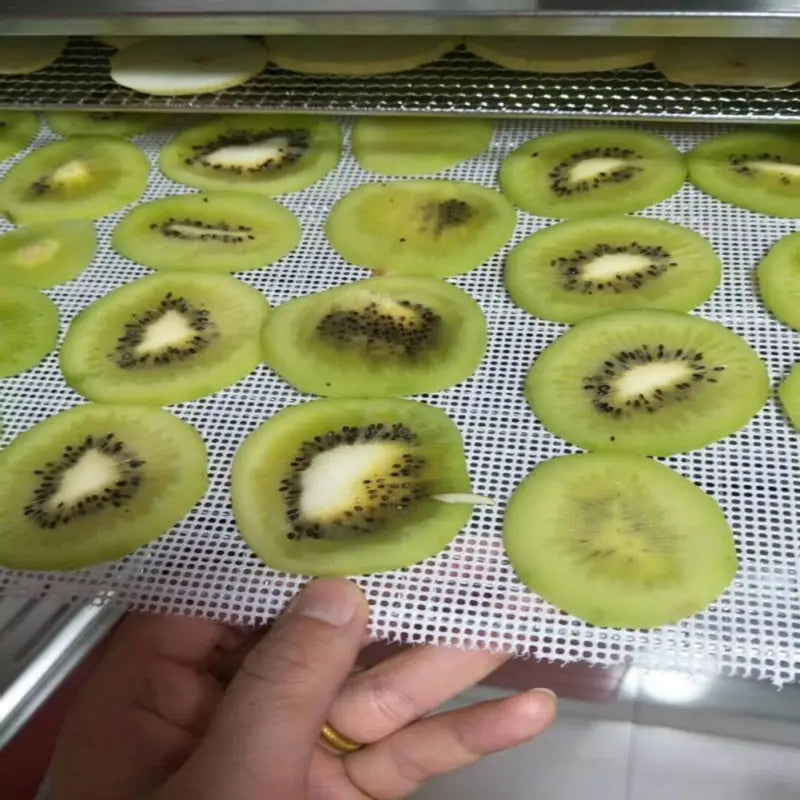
[0,404,207,571]
[263,276,487,397]
[0,220,96,288]
[0,285,59,377]
[112,191,301,273]
[757,232,800,329]
[505,215,721,323]
[778,364,800,430]
[526,309,769,456]
[232,398,472,575]
[326,179,516,277]
[60,272,268,405]
[0,111,38,160]
[159,114,341,195]
[500,128,686,218]
[45,110,167,138]
[504,452,737,629]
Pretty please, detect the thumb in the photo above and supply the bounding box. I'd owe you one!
[161,578,368,800]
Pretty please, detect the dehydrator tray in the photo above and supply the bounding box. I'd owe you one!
[6,38,800,123]
[0,116,797,685]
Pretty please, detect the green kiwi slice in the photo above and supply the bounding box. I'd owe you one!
[0,285,59,377]
[325,180,516,277]
[352,117,493,176]
[232,398,474,575]
[0,135,149,224]
[112,191,300,273]
[0,111,38,161]
[0,37,66,74]
[526,309,769,456]
[45,111,167,138]
[757,232,800,329]
[263,276,487,397]
[778,364,800,430]
[504,452,737,629]
[0,403,207,571]
[60,272,268,405]
[500,128,686,218]
[505,215,721,323]
[688,132,800,218]
[159,114,341,195]
[0,221,96,288]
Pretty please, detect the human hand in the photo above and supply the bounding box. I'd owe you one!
[51,579,556,800]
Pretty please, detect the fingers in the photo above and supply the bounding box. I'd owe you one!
[329,645,510,742]
[161,579,369,800]
[345,689,557,800]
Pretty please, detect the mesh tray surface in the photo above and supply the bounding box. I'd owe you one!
[0,116,797,685]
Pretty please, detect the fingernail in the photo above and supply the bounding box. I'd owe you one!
[294,579,362,627]
[534,687,557,701]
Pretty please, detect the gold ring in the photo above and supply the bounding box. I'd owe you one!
[320,722,364,754]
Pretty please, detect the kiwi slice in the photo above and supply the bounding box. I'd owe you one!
[778,364,800,430]
[263,276,487,397]
[688,132,800,218]
[0,36,66,74]
[112,191,300,273]
[159,114,341,196]
[504,452,737,629]
[0,285,59,378]
[505,216,721,323]
[60,272,268,405]
[45,111,167,138]
[0,135,149,225]
[326,180,516,277]
[110,36,268,95]
[757,232,800,329]
[526,309,769,456]
[352,117,493,176]
[231,398,474,575]
[500,128,686,219]
[0,404,207,571]
[0,111,39,161]
[465,36,656,73]
[264,35,456,75]
[97,36,141,50]
[0,221,96,288]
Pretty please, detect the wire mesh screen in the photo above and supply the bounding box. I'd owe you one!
[0,116,797,684]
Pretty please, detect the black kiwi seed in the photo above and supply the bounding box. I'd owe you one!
[112,292,219,368]
[316,299,441,358]
[582,344,726,416]
[729,152,795,181]
[24,433,144,528]
[279,423,426,541]
[149,217,255,243]
[89,112,123,122]
[419,199,473,236]
[187,128,310,174]
[550,147,643,197]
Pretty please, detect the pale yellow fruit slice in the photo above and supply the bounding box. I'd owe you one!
[264,35,457,75]
[0,36,67,74]
[465,36,655,73]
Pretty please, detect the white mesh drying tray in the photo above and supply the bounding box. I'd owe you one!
[0,116,798,685]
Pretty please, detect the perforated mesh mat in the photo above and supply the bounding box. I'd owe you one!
[4,37,800,122]
[0,116,797,685]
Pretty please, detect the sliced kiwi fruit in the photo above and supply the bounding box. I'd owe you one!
[688,132,800,218]
[325,180,516,277]
[112,191,300,273]
[60,272,268,405]
[466,36,656,73]
[263,276,487,397]
[0,285,59,377]
[500,128,686,219]
[0,403,207,571]
[778,364,800,430]
[504,452,737,629]
[232,398,476,575]
[264,35,456,75]
[110,36,268,95]
[0,135,149,225]
[352,117,493,176]
[97,36,142,50]
[0,36,66,74]
[0,221,96,288]
[757,232,800,329]
[505,215,721,323]
[0,111,39,161]
[159,114,341,196]
[526,309,769,456]
[45,110,167,138]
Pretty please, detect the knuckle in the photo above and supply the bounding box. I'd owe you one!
[362,673,420,730]
[240,634,317,691]
[388,736,431,787]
